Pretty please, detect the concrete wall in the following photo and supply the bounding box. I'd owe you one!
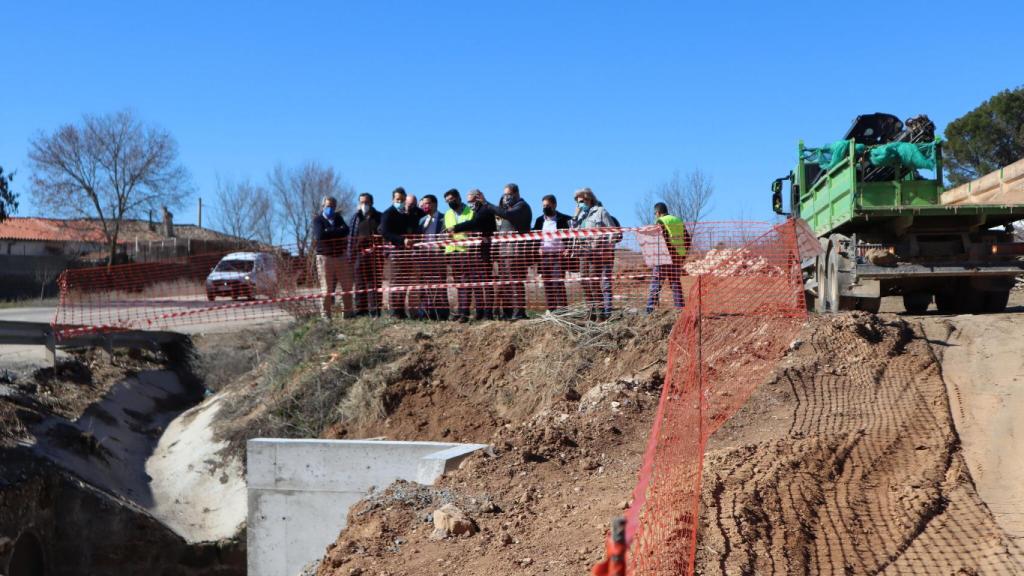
[247,439,487,576]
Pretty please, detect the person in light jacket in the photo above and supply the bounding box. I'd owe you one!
[571,188,617,321]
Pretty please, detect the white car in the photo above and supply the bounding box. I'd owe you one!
[205,252,278,301]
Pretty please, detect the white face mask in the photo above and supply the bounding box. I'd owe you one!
[359,204,369,215]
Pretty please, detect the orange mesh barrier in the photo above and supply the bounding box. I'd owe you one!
[624,219,808,575]
[52,224,747,339]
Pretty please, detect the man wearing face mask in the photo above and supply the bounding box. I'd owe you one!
[450,188,497,320]
[532,194,572,311]
[414,194,450,320]
[311,195,352,320]
[378,187,416,319]
[492,182,533,320]
[443,188,474,321]
[349,192,382,316]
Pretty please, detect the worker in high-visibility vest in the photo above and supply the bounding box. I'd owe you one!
[646,202,689,313]
[443,188,476,322]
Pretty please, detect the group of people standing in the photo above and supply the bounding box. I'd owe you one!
[310,184,689,322]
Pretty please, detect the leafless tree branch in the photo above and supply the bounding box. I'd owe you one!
[213,176,274,244]
[635,168,715,225]
[268,161,355,255]
[28,109,192,265]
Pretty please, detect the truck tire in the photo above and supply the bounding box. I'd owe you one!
[983,290,1010,313]
[903,292,931,314]
[814,253,828,314]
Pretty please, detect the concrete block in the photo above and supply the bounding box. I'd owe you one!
[247,439,487,576]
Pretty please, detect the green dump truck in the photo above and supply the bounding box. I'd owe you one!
[771,113,1024,314]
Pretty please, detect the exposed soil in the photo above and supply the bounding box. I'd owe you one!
[307,312,1024,576]
[919,312,1024,542]
[697,313,1024,574]
[215,309,676,459]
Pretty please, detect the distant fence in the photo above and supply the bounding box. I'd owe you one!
[623,219,809,574]
[52,223,784,339]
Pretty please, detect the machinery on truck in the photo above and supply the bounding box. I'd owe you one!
[771,112,1024,314]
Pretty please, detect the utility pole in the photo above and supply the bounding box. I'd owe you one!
[198,197,203,228]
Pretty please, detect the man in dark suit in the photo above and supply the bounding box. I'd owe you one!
[413,194,449,320]
[450,188,497,320]
[349,192,382,316]
[493,182,533,320]
[532,194,572,310]
[379,187,414,319]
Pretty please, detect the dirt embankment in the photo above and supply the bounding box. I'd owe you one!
[210,310,676,576]
[215,311,676,454]
[697,313,1024,574]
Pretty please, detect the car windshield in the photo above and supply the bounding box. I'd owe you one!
[215,259,254,273]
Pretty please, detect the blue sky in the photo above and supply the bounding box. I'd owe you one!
[2,0,1020,234]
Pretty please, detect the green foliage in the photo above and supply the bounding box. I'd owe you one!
[0,166,16,222]
[943,87,1024,185]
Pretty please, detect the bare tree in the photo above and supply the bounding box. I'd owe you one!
[28,110,191,265]
[268,161,355,255]
[635,169,715,225]
[212,176,274,244]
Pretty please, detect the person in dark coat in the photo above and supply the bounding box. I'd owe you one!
[311,195,352,319]
[378,187,414,318]
[492,182,533,320]
[532,194,572,311]
[451,188,497,320]
[413,194,450,320]
[349,192,382,316]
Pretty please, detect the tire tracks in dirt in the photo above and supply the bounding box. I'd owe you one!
[697,313,1024,575]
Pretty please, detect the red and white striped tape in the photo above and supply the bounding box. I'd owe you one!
[53,269,655,340]
[410,225,651,249]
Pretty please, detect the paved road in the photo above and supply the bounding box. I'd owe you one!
[0,302,295,375]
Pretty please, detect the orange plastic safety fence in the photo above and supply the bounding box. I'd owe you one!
[624,220,808,575]
[52,224,741,339]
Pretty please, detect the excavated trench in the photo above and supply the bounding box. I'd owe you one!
[0,339,245,576]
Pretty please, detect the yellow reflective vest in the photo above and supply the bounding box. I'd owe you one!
[657,214,687,257]
[444,205,474,254]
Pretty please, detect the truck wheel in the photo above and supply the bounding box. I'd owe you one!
[902,292,931,314]
[814,254,828,314]
[983,290,1010,313]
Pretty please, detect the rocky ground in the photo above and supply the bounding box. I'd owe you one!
[305,310,1024,576]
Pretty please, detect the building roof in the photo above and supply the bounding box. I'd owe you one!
[0,217,243,244]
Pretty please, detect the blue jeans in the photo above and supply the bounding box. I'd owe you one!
[647,264,684,312]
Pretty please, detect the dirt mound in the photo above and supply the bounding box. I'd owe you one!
[215,309,675,456]
[697,313,1024,573]
[315,372,662,576]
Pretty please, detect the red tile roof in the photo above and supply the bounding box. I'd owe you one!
[0,218,108,243]
[0,217,244,243]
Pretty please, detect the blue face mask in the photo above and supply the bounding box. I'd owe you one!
[394,201,405,212]
[322,206,335,218]
[578,201,589,212]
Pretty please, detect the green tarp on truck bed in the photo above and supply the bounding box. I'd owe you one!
[802,140,937,171]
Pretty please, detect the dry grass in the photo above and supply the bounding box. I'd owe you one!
[215,317,404,460]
